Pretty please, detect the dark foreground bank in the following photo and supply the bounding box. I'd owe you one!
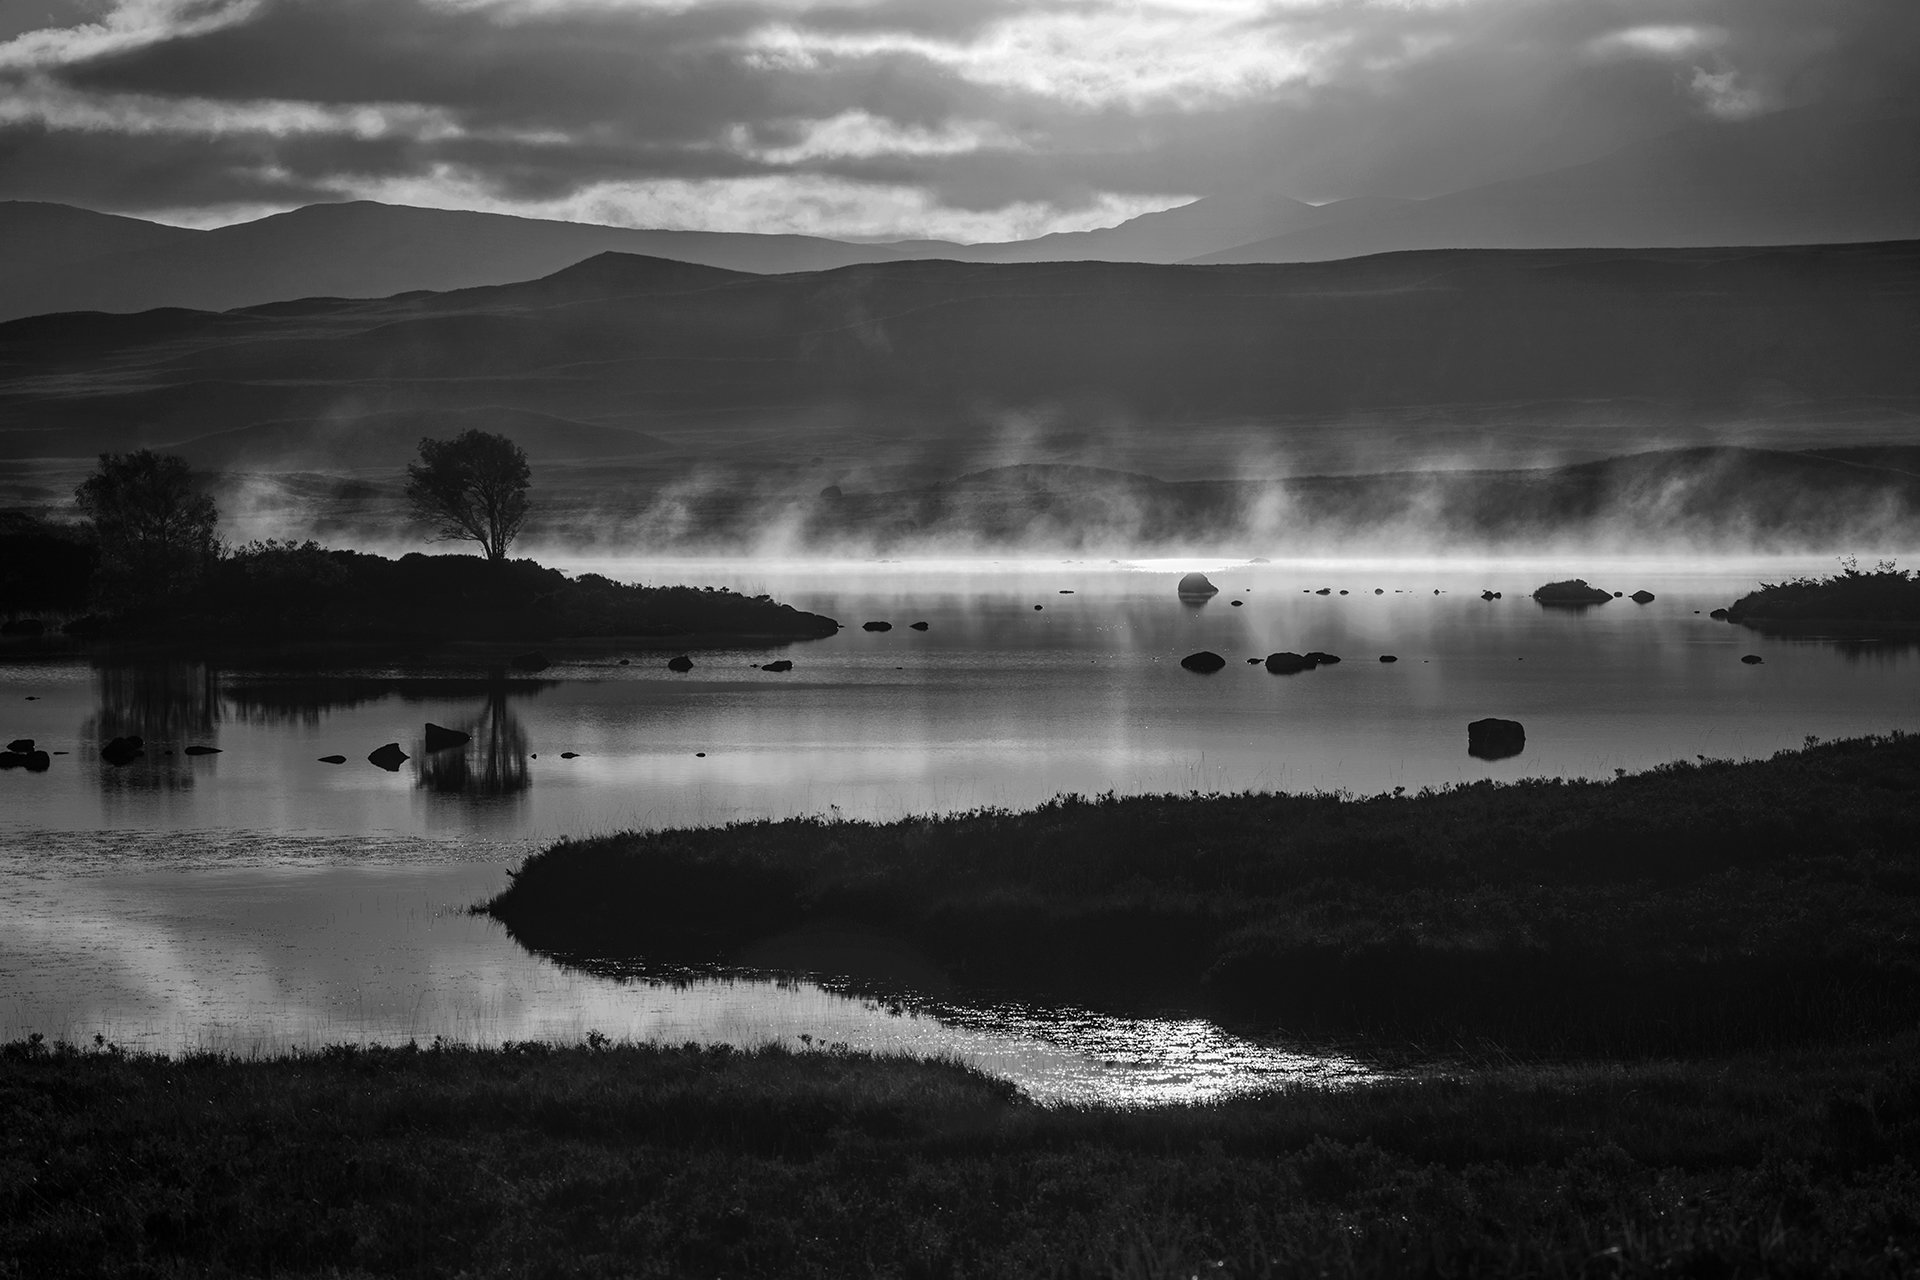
[489,732,1920,1056]
[4,1034,1918,1279]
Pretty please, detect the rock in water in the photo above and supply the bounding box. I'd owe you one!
[424,723,470,753]
[0,749,51,771]
[1630,590,1656,604]
[1467,718,1526,760]
[863,621,893,632]
[909,621,929,631]
[1304,651,1341,665]
[762,659,794,673]
[1264,652,1315,674]
[1379,655,1399,663]
[100,735,144,766]
[318,755,348,765]
[368,742,408,771]
[667,654,694,673]
[1177,573,1219,598]
[1710,608,1730,620]
[5,738,32,752]
[1180,651,1226,673]
[1532,580,1612,606]
[1741,654,1764,665]
[183,745,221,756]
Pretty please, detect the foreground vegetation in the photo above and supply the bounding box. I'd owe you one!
[490,732,1920,1057]
[5,1034,1918,1278]
[1728,559,1920,625]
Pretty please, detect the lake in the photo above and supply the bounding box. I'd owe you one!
[4,554,1915,1102]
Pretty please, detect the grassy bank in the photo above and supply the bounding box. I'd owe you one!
[4,1034,1918,1278]
[1727,561,1920,625]
[488,733,1920,1056]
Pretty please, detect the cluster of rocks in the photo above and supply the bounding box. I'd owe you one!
[1,737,50,770]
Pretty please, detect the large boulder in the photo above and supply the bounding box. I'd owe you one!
[1531,579,1612,606]
[1467,718,1526,760]
[1177,573,1219,598]
[1264,651,1315,674]
[1180,651,1226,673]
[0,749,50,771]
[368,742,409,771]
[5,738,32,753]
[424,723,470,753]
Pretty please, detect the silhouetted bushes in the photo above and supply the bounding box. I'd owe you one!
[489,732,1920,1055]
[0,511,98,615]
[1729,559,1920,624]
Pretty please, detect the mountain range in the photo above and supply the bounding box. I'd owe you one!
[3,104,1913,324]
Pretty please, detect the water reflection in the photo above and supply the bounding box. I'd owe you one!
[415,686,532,798]
[223,675,558,727]
[84,662,219,791]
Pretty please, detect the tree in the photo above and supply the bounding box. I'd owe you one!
[74,450,220,608]
[404,430,531,561]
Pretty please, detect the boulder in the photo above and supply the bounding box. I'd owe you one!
[909,621,929,631]
[318,755,347,764]
[560,752,579,759]
[368,742,409,771]
[0,749,50,771]
[1379,655,1398,663]
[510,652,550,672]
[667,654,694,672]
[1180,651,1227,674]
[1709,608,1730,620]
[1304,651,1341,665]
[1177,573,1219,598]
[1264,651,1315,674]
[863,621,893,632]
[1531,579,1612,606]
[1230,599,1243,607]
[100,735,144,766]
[5,738,32,752]
[1315,588,1331,596]
[424,723,470,753]
[1630,590,1656,604]
[183,745,221,756]
[763,659,794,673]
[1467,718,1526,760]
[1741,654,1764,665]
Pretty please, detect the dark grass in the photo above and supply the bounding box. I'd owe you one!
[5,1034,1920,1278]
[487,732,1920,1056]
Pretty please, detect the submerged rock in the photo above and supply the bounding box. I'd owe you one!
[1532,580,1612,606]
[100,735,144,766]
[667,654,694,672]
[1468,718,1526,760]
[424,723,470,753]
[1180,651,1227,674]
[368,742,408,771]
[1177,572,1219,598]
[1264,651,1315,674]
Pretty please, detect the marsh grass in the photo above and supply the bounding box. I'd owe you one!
[487,732,1920,1056]
[4,1033,1918,1277]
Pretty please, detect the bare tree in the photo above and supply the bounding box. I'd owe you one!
[404,430,530,561]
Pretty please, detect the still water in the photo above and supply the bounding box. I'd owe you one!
[4,556,1915,1102]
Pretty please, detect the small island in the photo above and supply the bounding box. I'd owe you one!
[1726,559,1920,626]
[1530,578,1612,605]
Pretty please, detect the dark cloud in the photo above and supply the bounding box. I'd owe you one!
[3,0,1916,235]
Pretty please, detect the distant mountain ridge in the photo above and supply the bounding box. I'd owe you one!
[3,103,1914,322]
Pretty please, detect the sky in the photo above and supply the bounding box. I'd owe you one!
[0,0,1915,241]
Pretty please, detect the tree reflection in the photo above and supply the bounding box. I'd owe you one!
[84,662,220,791]
[414,685,531,797]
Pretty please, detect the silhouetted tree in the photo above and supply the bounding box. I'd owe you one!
[73,450,219,609]
[404,430,530,561]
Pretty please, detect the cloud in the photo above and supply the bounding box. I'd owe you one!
[1,0,1915,238]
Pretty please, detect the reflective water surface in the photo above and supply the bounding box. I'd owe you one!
[4,556,1915,1102]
